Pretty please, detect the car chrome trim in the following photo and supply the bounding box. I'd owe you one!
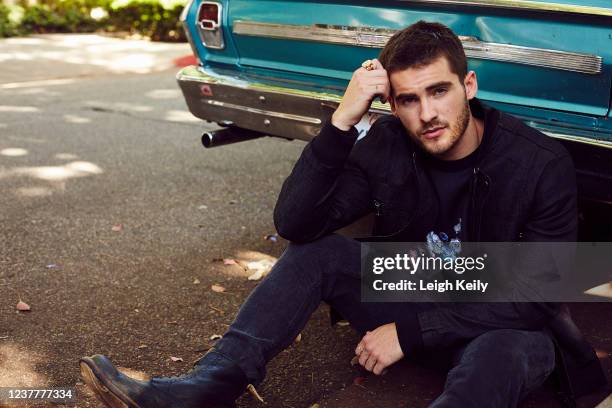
[537,130,612,150]
[176,65,390,111]
[397,0,612,17]
[206,100,322,124]
[176,65,611,149]
[179,0,193,22]
[180,0,199,61]
[232,21,602,74]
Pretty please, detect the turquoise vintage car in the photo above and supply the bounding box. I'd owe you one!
[176,0,612,205]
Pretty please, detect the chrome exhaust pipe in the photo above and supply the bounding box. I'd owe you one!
[201,127,265,148]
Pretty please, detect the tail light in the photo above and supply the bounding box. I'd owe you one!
[198,3,219,29]
[196,2,224,49]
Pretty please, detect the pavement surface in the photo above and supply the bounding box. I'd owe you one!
[0,33,364,408]
[0,34,610,408]
[0,34,191,83]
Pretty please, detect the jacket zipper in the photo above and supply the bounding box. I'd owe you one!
[370,151,421,239]
[373,199,383,216]
[477,173,491,242]
[470,168,479,241]
[470,167,491,242]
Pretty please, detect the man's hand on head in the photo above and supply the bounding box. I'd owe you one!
[331,58,390,131]
[355,322,404,375]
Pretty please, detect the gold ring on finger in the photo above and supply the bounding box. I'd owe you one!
[362,60,374,71]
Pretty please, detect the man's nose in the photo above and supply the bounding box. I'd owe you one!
[419,99,437,124]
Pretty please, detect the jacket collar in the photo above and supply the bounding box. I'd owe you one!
[469,97,497,171]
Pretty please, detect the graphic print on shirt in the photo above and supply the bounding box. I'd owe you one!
[426,217,462,260]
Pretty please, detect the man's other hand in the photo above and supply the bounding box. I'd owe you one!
[331,58,390,131]
[355,322,404,375]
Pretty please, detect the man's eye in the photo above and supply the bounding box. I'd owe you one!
[434,88,448,96]
[400,98,416,105]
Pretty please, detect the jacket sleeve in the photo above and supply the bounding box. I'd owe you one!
[396,153,578,356]
[273,120,373,243]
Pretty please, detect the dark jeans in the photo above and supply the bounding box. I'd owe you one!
[214,234,555,407]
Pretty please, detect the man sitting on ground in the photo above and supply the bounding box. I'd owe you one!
[80,21,604,408]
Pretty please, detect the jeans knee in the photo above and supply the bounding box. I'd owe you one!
[284,234,357,264]
[466,330,555,383]
[287,233,351,251]
[279,234,360,285]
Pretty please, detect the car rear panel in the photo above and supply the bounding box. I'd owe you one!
[225,0,610,117]
[180,0,612,140]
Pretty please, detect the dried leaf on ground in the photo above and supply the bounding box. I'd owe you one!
[193,278,200,285]
[45,264,60,269]
[294,333,302,344]
[16,300,31,311]
[223,258,249,270]
[246,259,276,281]
[247,384,264,403]
[208,304,223,313]
[209,334,222,341]
[170,356,183,362]
[211,284,226,293]
[350,356,359,366]
[112,224,123,232]
[137,344,148,349]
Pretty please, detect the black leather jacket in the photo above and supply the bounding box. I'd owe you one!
[274,98,607,403]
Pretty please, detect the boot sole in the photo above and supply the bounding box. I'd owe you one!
[80,357,141,408]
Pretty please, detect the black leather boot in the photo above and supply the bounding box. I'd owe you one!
[79,350,249,408]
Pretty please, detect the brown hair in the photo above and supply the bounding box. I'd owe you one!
[378,21,467,80]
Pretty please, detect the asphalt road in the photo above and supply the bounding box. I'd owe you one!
[0,37,362,408]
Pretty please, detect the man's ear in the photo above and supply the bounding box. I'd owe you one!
[464,71,478,100]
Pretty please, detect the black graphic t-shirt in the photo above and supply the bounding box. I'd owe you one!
[421,106,498,257]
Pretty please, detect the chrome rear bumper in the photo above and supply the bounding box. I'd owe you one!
[176,65,612,151]
[176,65,389,141]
